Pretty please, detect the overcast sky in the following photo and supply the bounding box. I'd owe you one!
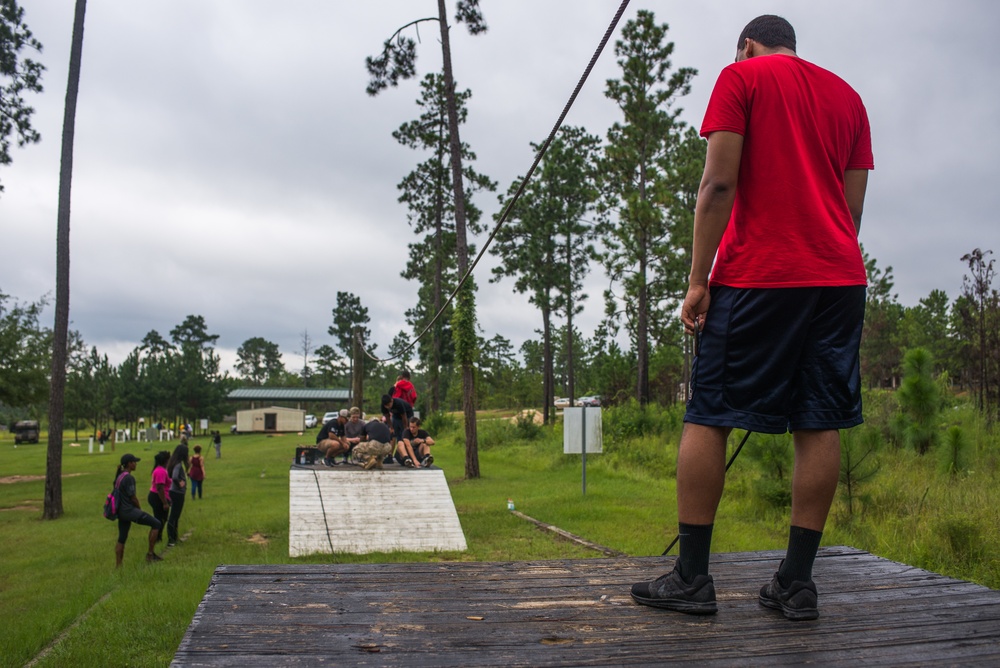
[2,1,998,376]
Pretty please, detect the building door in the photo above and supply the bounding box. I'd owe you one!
[264,413,277,431]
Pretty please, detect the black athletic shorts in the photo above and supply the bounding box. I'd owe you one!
[684,285,865,434]
[118,509,162,544]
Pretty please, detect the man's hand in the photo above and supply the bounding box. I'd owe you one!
[681,282,710,335]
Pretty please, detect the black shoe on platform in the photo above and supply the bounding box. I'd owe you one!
[630,564,717,615]
[759,572,819,621]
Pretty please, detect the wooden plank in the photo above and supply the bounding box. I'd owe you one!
[288,466,467,556]
[173,547,1000,666]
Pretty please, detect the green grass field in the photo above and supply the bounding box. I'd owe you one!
[2,406,998,666]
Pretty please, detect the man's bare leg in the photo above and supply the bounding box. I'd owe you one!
[771,428,841,587]
[676,423,730,525]
[673,423,730,579]
[790,429,841,531]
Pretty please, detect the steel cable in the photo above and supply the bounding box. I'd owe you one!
[359,0,633,362]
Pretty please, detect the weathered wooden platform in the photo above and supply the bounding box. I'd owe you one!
[289,464,467,557]
[173,546,1000,666]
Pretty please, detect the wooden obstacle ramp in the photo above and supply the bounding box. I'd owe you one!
[289,464,467,557]
[173,546,1000,666]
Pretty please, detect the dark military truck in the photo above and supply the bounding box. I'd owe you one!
[13,420,40,444]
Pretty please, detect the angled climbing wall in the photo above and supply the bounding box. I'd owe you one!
[288,466,467,557]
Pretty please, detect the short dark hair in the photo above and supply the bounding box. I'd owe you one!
[399,370,411,380]
[737,15,795,53]
[381,393,392,406]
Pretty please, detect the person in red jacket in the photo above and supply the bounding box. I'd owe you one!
[392,370,417,407]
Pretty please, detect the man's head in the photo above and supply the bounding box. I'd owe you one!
[398,370,411,381]
[381,393,392,409]
[338,409,349,423]
[409,417,421,429]
[349,406,361,421]
[736,15,796,61]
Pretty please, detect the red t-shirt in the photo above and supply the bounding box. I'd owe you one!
[700,55,874,288]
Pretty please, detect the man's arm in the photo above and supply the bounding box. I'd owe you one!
[682,130,744,333]
[844,169,868,235]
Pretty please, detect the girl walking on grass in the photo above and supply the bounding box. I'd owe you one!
[189,445,205,499]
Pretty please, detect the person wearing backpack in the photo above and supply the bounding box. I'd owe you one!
[113,453,163,567]
[166,444,189,547]
[189,445,205,499]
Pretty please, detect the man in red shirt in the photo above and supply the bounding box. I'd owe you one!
[631,15,873,621]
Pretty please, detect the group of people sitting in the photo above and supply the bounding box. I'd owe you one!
[314,408,434,470]
[313,372,434,470]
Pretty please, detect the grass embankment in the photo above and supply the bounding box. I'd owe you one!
[2,401,999,666]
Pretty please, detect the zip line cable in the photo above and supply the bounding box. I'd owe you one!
[359,0,633,363]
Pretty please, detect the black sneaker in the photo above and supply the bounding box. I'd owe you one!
[402,457,415,468]
[421,455,434,467]
[630,564,717,615]
[759,572,819,620]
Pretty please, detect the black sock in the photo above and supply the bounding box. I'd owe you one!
[677,522,713,580]
[778,526,823,585]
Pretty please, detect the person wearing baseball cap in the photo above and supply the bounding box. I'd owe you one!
[315,409,350,466]
[113,454,164,567]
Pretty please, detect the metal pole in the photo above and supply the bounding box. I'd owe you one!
[581,406,587,496]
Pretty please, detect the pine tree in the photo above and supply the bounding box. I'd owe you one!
[44,0,86,520]
[598,10,696,405]
[395,73,494,412]
[491,126,600,421]
[0,0,44,195]
[366,1,488,477]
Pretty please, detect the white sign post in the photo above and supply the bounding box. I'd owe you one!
[563,406,603,495]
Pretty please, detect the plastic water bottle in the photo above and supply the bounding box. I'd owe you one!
[507,498,515,511]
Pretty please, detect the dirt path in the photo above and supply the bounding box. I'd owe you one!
[0,472,88,484]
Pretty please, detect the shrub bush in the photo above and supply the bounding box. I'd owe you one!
[422,411,459,436]
[938,425,968,476]
[513,411,543,440]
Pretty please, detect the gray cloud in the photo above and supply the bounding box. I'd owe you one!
[1,0,997,375]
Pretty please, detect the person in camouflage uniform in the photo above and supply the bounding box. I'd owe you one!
[351,419,395,470]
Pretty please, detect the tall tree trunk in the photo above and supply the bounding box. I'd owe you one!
[636,253,650,405]
[565,232,575,406]
[430,142,445,414]
[636,166,650,406]
[542,305,553,425]
[44,0,87,520]
[352,326,364,411]
[437,0,478,477]
[431,241,442,413]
